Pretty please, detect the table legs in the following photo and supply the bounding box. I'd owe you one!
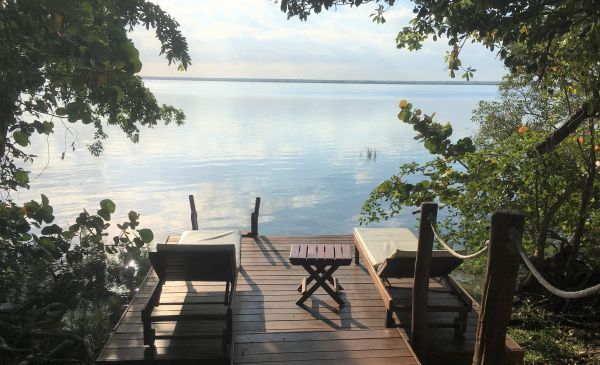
[296,264,345,307]
[297,266,344,292]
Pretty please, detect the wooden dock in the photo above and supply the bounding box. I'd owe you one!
[96,234,523,364]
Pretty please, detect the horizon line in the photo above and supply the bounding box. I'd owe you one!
[141,75,499,86]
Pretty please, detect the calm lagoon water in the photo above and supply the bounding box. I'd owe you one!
[19,80,498,243]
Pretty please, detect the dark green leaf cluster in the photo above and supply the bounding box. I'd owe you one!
[394,1,600,88]
[0,197,154,362]
[279,0,395,21]
[2,196,154,263]
[1,0,190,160]
[0,2,190,362]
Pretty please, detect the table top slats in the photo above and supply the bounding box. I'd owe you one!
[317,245,326,260]
[289,243,353,266]
[301,245,308,260]
[344,244,350,260]
[325,245,335,260]
[289,244,300,260]
[336,244,349,260]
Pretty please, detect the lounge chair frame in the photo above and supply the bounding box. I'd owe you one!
[353,235,472,329]
[142,245,238,352]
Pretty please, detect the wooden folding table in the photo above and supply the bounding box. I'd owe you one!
[289,243,352,307]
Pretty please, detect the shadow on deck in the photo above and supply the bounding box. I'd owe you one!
[96,234,523,365]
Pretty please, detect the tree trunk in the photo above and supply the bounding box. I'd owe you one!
[565,120,597,275]
[0,89,17,160]
[0,109,10,160]
[535,185,575,262]
[0,118,8,160]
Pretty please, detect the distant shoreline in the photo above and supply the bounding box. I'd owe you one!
[141,76,498,86]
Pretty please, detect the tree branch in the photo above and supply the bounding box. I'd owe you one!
[536,105,593,154]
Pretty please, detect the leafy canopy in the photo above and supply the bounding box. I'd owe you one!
[0,1,191,362]
[0,0,191,160]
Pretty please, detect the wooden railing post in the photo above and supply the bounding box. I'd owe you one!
[250,197,261,237]
[472,210,524,365]
[411,202,438,363]
[189,195,198,230]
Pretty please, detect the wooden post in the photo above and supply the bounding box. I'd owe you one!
[411,202,437,363]
[189,195,198,230]
[250,197,261,237]
[472,210,524,365]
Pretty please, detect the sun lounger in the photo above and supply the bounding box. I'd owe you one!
[142,230,241,353]
[353,228,471,329]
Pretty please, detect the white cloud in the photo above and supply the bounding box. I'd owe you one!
[130,0,505,81]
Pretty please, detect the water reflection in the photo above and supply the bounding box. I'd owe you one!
[17,81,497,243]
[360,147,377,163]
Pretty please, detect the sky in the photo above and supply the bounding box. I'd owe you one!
[131,0,506,81]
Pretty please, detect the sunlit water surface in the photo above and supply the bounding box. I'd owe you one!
[18,80,497,244]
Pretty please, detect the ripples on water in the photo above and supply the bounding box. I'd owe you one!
[19,80,497,244]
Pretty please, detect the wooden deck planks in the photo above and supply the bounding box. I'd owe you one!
[96,234,524,365]
[96,235,420,364]
[235,235,417,364]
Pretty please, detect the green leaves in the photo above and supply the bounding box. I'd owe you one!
[61,231,75,239]
[100,199,115,213]
[138,229,154,244]
[13,169,30,186]
[80,1,93,13]
[12,131,29,147]
[62,100,94,124]
[35,120,55,135]
[119,40,143,73]
[461,67,476,81]
[97,209,110,221]
[109,85,125,101]
[97,199,116,220]
[38,236,57,252]
[0,2,191,360]
[110,210,152,249]
[18,199,155,258]
[41,224,62,235]
[128,211,140,226]
[370,4,387,24]
[398,100,474,159]
[23,195,55,224]
[363,74,599,292]
[397,100,413,122]
[395,26,427,51]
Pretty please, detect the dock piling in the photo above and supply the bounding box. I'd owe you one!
[250,197,261,237]
[472,210,524,365]
[411,202,438,363]
[189,195,198,230]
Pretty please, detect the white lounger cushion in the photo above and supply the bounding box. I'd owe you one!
[156,230,242,268]
[353,227,463,270]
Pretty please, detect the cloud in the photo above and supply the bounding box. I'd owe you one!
[130,0,505,80]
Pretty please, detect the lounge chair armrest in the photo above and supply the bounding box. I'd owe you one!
[377,256,464,279]
[376,260,388,277]
[227,274,238,311]
[141,279,164,318]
